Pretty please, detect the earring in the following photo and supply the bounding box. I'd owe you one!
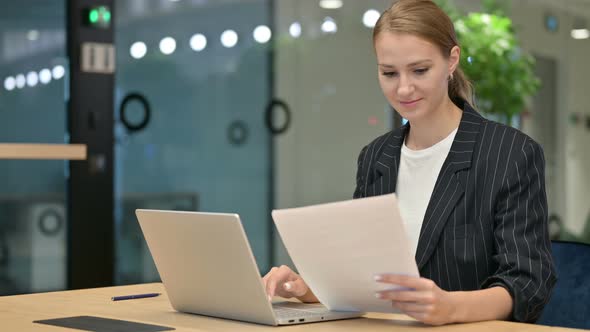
[448,73,454,81]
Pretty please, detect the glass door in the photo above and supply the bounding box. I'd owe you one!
[0,0,68,295]
[113,0,273,284]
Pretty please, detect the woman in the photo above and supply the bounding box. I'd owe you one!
[263,0,556,325]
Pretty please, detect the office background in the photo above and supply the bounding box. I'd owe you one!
[0,0,589,296]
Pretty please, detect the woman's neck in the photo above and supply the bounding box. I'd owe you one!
[405,98,463,150]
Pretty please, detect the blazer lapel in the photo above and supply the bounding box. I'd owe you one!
[415,105,484,269]
[374,124,409,195]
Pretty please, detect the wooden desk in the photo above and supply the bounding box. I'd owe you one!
[0,283,579,331]
[0,143,86,160]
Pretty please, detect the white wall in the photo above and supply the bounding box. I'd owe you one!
[509,1,590,235]
[452,0,590,235]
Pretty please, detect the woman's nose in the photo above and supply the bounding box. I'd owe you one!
[396,74,415,96]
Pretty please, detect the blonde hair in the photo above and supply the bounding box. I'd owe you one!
[373,0,474,107]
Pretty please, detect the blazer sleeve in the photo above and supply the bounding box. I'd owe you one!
[353,145,368,199]
[481,139,557,323]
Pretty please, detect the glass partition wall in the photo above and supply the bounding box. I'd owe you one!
[113,0,273,284]
[0,1,68,295]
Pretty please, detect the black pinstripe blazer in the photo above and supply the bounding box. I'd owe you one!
[353,102,557,323]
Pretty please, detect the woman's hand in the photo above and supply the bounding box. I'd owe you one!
[262,265,318,303]
[374,274,457,326]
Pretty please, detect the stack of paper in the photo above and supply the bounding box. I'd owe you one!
[272,193,419,313]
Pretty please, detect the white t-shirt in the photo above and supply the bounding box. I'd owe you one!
[396,128,458,256]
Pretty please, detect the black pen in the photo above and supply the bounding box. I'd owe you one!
[111,293,161,301]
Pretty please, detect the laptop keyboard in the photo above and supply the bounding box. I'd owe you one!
[273,302,330,319]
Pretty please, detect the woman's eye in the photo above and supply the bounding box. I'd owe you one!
[382,72,397,77]
[414,68,429,75]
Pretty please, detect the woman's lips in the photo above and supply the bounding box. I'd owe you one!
[399,98,422,107]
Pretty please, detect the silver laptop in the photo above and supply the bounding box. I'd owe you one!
[136,209,363,326]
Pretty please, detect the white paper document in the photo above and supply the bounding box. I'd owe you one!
[272,193,419,313]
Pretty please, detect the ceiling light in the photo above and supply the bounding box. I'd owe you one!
[289,22,302,38]
[52,65,65,80]
[39,69,52,84]
[363,9,380,28]
[130,41,147,59]
[190,34,207,51]
[221,30,238,48]
[27,30,39,41]
[15,74,26,89]
[319,0,342,9]
[4,77,16,91]
[159,37,177,55]
[253,25,272,44]
[26,71,39,87]
[321,17,338,34]
[571,28,589,39]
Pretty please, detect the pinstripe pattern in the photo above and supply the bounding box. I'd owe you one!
[353,103,556,323]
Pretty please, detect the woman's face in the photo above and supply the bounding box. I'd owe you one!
[374,32,459,123]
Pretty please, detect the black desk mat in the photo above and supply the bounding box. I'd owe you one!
[34,315,175,332]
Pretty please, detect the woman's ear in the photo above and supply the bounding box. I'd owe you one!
[449,46,461,75]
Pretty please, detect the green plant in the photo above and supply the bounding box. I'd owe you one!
[437,0,540,124]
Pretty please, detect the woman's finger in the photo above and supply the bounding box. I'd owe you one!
[282,278,308,297]
[262,267,277,284]
[265,265,297,299]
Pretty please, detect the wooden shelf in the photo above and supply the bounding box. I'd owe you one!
[0,144,86,160]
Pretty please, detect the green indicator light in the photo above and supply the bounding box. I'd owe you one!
[85,6,111,28]
[89,10,99,23]
[89,9,99,23]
